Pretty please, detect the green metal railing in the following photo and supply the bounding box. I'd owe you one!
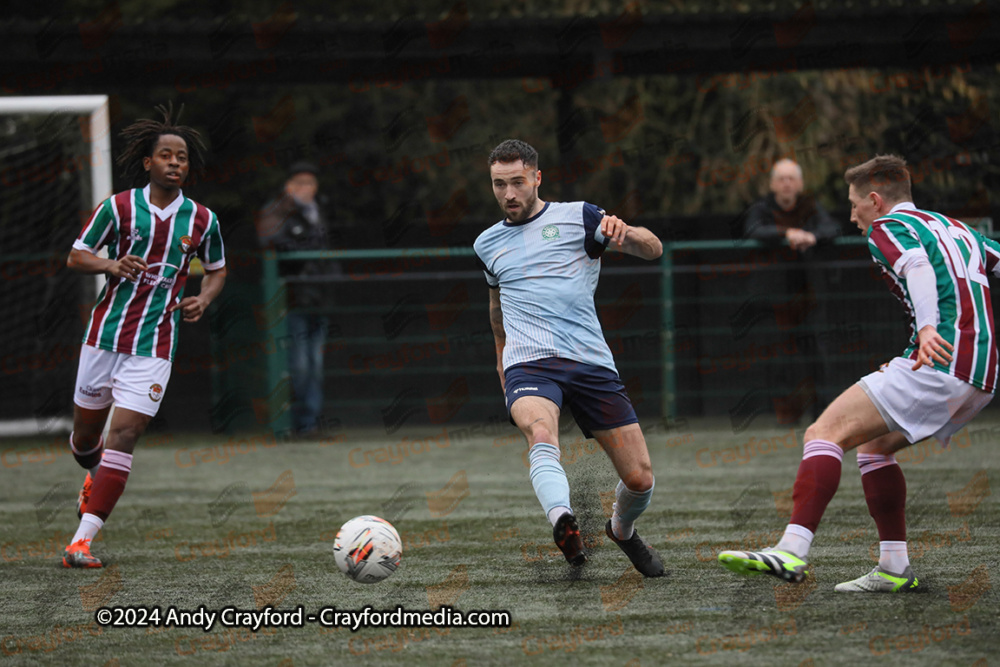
[261,247,477,433]
[657,236,872,418]
[261,238,881,427]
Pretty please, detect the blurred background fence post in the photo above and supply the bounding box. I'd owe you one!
[261,247,291,436]
[660,243,676,421]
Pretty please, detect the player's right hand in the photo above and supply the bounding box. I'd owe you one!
[601,214,630,247]
[109,255,148,281]
[912,325,953,371]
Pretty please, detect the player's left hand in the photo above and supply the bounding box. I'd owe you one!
[168,296,209,323]
[601,214,630,247]
[912,325,953,371]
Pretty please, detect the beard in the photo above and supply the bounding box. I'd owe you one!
[502,189,538,222]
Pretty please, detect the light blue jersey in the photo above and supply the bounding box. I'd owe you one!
[474,201,616,372]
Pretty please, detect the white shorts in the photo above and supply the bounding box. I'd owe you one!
[74,345,173,417]
[858,357,993,445]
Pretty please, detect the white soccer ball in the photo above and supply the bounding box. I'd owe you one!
[333,515,402,583]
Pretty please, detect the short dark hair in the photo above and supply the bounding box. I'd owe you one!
[488,139,538,170]
[844,154,912,203]
[287,160,319,180]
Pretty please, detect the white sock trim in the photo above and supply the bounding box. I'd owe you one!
[802,439,844,461]
[71,513,105,545]
[547,506,571,527]
[101,449,134,473]
[879,540,910,572]
[784,524,814,540]
[776,524,814,559]
[857,453,898,475]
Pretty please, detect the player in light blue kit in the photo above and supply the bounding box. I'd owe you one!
[474,139,665,576]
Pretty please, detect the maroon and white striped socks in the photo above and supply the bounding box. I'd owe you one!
[777,440,844,558]
[859,453,909,573]
[72,450,133,545]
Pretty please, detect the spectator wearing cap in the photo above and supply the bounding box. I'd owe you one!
[257,161,337,438]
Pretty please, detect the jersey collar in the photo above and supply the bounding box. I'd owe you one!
[503,201,549,227]
[141,184,185,218]
[868,201,919,236]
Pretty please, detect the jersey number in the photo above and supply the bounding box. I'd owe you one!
[948,225,989,288]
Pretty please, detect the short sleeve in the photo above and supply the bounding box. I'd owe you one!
[582,202,610,259]
[972,228,1000,277]
[868,219,925,274]
[198,212,227,270]
[73,199,116,253]
[475,255,499,289]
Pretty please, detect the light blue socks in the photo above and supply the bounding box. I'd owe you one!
[611,478,654,539]
[528,443,572,526]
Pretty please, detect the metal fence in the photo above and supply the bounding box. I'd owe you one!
[6,236,997,436]
[256,236,990,434]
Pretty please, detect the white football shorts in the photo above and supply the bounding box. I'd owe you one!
[858,357,993,445]
[74,344,173,417]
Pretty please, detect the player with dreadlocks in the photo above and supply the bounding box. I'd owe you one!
[62,103,227,567]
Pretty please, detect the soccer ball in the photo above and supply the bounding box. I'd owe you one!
[333,515,402,583]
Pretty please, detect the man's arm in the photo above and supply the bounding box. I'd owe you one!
[869,221,951,370]
[743,200,818,250]
[902,257,952,371]
[168,266,228,323]
[67,248,146,281]
[743,200,784,241]
[600,214,662,260]
[256,196,297,249]
[488,287,506,391]
[786,201,841,251]
[808,202,842,243]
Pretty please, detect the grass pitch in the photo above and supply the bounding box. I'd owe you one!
[1,417,998,666]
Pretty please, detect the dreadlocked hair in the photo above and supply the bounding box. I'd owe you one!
[117,101,207,187]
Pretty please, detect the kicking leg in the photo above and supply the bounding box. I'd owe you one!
[511,396,584,566]
[720,383,889,583]
[776,383,890,558]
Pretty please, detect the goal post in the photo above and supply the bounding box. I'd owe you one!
[0,95,112,212]
[0,95,112,437]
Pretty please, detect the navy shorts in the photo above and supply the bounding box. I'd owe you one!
[503,357,638,438]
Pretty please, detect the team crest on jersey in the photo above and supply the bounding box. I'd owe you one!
[179,235,194,253]
[541,225,560,241]
[149,383,163,402]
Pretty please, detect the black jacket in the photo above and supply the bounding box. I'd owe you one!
[257,195,336,310]
[743,193,841,246]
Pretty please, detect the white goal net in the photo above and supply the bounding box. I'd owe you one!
[0,95,111,437]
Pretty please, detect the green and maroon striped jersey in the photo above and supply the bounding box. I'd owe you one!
[867,203,1000,393]
[73,185,226,362]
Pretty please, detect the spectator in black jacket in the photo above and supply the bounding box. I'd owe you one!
[257,161,336,438]
[741,158,843,420]
[744,158,841,252]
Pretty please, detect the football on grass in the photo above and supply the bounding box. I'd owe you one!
[333,515,402,583]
